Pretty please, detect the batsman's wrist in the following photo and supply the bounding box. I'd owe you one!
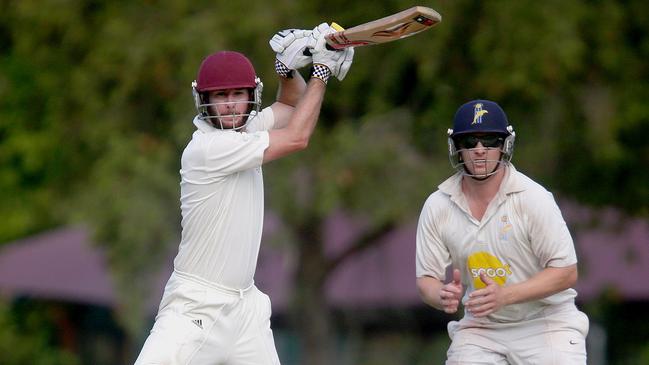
[274,59,294,79]
[310,64,331,84]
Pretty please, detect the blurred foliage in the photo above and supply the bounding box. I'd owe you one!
[592,298,649,365]
[351,332,448,365]
[1,0,649,362]
[265,108,443,231]
[0,300,79,365]
[263,110,443,364]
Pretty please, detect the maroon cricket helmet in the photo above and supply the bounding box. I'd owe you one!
[191,51,263,130]
[195,51,258,92]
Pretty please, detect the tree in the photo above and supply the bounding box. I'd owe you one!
[264,109,445,363]
[2,0,649,362]
[0,300,79,365]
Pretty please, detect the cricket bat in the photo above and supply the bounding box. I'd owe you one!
[325,6,442,49]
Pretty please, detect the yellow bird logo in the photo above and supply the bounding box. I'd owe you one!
[472,103,488,125]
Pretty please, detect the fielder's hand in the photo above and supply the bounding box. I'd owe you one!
[466,272,507,317]
[311,24,354,81]
[269,28,313,70]
[439,269,463,314]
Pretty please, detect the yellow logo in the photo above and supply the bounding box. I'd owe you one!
[467,251,512,288]
[472,103,489,125]
[499,215,512,240]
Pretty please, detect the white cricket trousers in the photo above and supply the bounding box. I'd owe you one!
[134,270,281,365]
[446,302,589,364]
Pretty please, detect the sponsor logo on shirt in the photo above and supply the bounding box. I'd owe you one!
[467,251,512,288]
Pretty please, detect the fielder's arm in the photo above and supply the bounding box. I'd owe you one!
[417,268,463,313]
[466,264,577,317]
[505,264,578,304]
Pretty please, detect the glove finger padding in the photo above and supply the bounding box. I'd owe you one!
[310,22,332,44]
[302,22,335,56]
[335,47,354,81]
[311,28,354,81]
[269,29,313,70]
[269,28,310,53]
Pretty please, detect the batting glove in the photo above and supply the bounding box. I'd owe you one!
[269,28,313,72]
[335,47,354,81]
[311,27,354,81]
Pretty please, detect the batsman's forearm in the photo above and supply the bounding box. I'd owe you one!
[276,72,307,107]
[287,78,326,144]
[264,77,326,163]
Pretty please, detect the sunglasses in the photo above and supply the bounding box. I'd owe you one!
[455,134,505,149]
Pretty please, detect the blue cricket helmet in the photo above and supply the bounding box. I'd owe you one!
[447,99,516,178]
[449,99,511,137]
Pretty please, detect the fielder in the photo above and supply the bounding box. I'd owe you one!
[416,100,589,364]
[134,24,353,365]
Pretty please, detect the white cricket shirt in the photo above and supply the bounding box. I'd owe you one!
[416,165,578,323]
[173,109,275,289]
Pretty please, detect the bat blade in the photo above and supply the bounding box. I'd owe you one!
[325,6,442,50]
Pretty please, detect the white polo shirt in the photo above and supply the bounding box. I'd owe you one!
[416,165,578,323]
[173,108,275,289]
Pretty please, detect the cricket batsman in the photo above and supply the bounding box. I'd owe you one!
[134,24,353,365]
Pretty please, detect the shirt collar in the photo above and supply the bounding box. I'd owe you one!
[192,112,257,134]
[438,164,527,199]
[500,164,527,195]
[193,115,217,133]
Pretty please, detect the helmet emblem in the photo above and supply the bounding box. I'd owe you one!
[472,103,488,125]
